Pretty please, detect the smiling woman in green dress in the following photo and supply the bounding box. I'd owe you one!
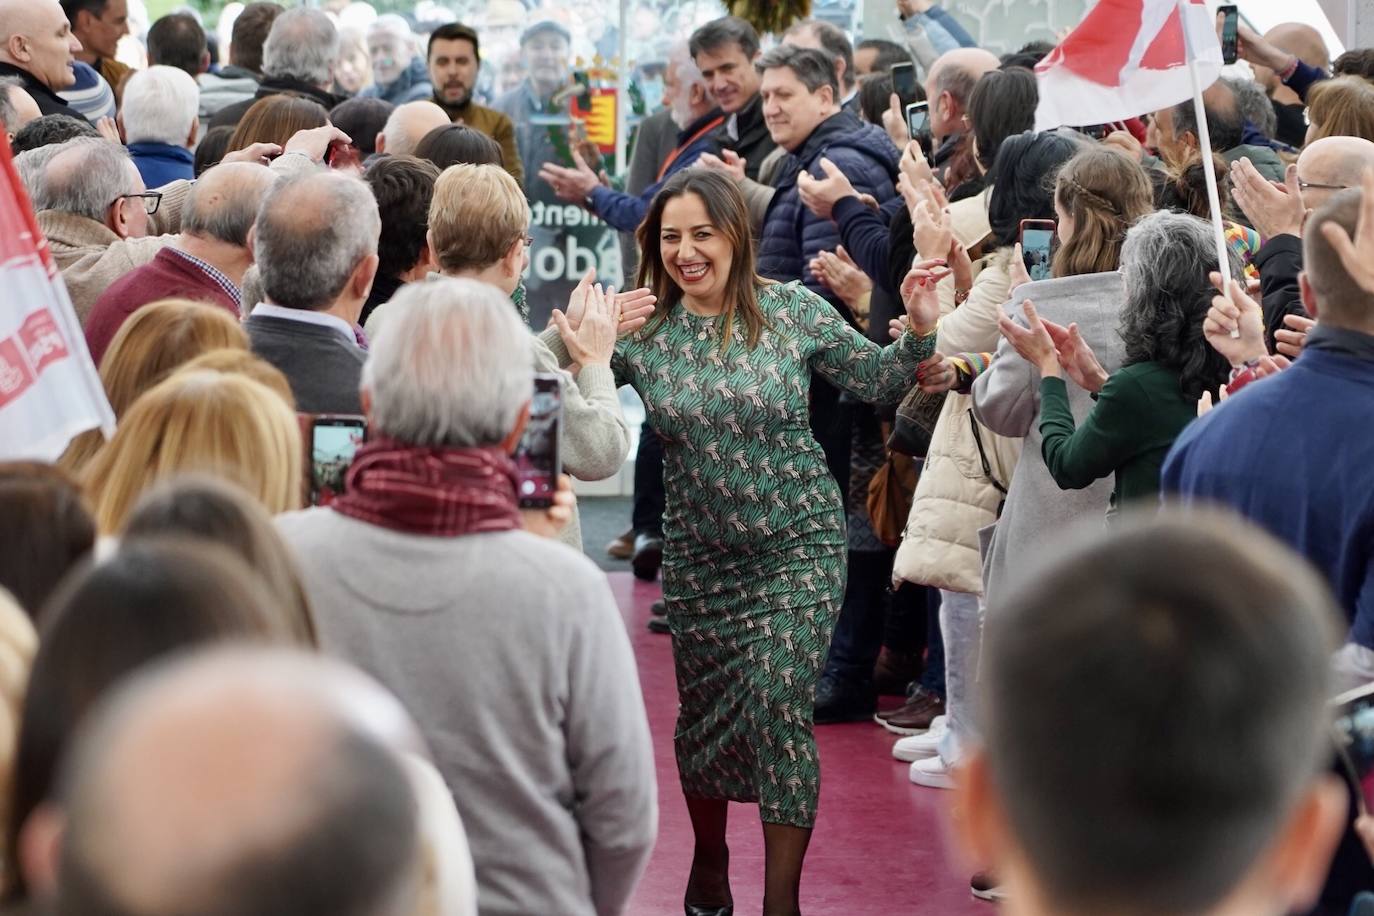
[547,170,941,916]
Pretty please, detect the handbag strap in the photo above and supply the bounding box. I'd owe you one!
[968,410,1008,496]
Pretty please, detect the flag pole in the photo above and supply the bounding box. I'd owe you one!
[1177,0,1233,290]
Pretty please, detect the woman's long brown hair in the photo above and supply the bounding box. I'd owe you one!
[635,169,768,351]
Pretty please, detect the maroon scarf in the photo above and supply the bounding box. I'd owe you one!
[331,436,522,537]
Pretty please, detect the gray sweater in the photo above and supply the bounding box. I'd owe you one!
[275,510,657,916]
[971,271,1125,609]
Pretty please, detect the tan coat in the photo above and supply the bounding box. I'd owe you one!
[893,246,1022,595]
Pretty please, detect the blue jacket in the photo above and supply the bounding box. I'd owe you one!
[1161,330,1374,648]
[360,57,433,105]
[588,109,724,234]
[757,111,900,313]
[128,142,195,188]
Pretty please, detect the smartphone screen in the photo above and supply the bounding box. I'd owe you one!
[514,374,562,509]
[1219,5,1239,64]
[1333,682,1374,814]
[905,102,929,139]
[1019,220,1057,282]
[310,415,366,506]
[890,62,916,100]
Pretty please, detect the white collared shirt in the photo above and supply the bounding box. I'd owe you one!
[251,302,357,346]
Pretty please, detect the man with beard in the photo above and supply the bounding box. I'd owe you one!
[425,22,521,185]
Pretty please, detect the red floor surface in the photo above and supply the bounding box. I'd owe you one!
[609,573,991,916]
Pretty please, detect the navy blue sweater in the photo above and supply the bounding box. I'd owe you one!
[1162,328,1374,647]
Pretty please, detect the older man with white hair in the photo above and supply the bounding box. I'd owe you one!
[209,6,341,130]
[244,170,380,415]
[276,277,657,916]
[373,98,448,157]
[359,14,432,105]
[540,41,722,233]
[120,65,201,187]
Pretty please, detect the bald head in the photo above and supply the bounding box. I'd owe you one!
[1267,23,1329,71]
[1253,23,1330,94]
[44,649,421,916]
[378,100,449,157]
[1297,136,1374,210]
[925,47,1001,141]
[0,0,80,91]
[182,161,277,248]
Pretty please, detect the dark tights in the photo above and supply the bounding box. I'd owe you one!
[684,796,812,916]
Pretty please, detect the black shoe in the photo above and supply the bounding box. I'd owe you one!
[813,676,877,724]
[632,533,664,581]
[651,599,667,616]
[684,906,733,916]
[647,616,671,634]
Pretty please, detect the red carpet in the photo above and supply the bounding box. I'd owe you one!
[609,573,990,916]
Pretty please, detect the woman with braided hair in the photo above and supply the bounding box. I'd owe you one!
[973,145,1156,615]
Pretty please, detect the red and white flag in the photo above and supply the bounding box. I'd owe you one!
[0,131,113,461]
[1034,0,1224,131]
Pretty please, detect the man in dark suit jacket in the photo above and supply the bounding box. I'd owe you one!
[243,171,380,416]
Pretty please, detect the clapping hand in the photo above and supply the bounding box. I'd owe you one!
[1320,168,1374,294]
[797,157,858,221]
[900,258,952,336]
[905,177,953,261]
[998,300,1060,377]
[1043,317,1108,392]
[1275,313,1315,358]
[697,149,747,184]
[1231,158,1306,240]
[559,270,656,337]
[810,246,872,314]
[552,280,619,367]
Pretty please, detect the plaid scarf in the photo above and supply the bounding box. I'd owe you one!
[331,436,522,537]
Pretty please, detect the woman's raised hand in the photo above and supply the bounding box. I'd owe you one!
[900,258,952,337]
[998,300,1060,377]
[552,282,619,367]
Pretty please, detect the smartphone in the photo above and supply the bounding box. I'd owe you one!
[905,101,930,139]
[1019,219,1058,282]
[325,139,361,171]
[1333,681,1374,815]
[514,374,562,509]
[309,415,366,506]
[890,61,917,100]
[1218,5,1239,65]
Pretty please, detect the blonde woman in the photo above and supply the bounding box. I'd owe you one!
[83,369,302,533]
[60,300,249,475]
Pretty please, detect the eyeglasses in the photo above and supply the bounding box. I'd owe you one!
[114,191,163,215]
[1296,178,1351,192]
[523,236,534,248]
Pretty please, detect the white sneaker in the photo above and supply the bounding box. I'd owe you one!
[909,754,956,790]
[892,716,948,762]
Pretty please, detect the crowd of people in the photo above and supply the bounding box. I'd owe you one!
[4,0,1374,914]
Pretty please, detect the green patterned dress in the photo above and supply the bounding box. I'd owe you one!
[611,281,933,828]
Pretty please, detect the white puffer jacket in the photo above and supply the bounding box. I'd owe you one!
[893,246,1022,595]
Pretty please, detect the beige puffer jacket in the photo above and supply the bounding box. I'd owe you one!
[893,246,1022,595]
